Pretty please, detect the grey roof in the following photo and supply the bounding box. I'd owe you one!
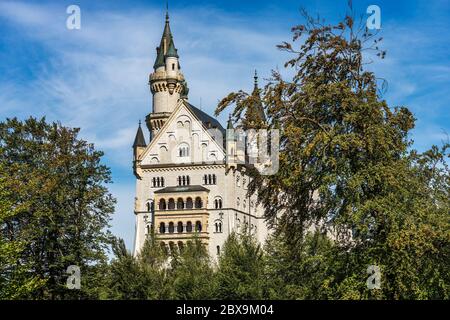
[186,102,225,136]
[153,12,178,69]
[166,37,179,58]
[153,47,165,69]
[154,185,210,194]
[249,71,266,123]
[133,122,146,148]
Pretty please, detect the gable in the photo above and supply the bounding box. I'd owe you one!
[140,101,226,166]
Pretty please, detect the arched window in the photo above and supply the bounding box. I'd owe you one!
[203,175,207,185]
[161,177,165,187]
[186,197,193,209]
[146,225,150,235]
[186,176,190,185]
[236,197,240,207]
[178,241,184,253]
[146,202,151,212]
[195,221,202,232]
[186,221,193,233]
[168,198,175,210]
[159,222,165,233]
[159,199,166,210]
[177,198,184,210]
[177,222,183,233]
[160,242,167,253]
[178,176,182,186]
[215,221,222,233]
[216,245,220,256]
[243,200,246,210]
[169,241,175,252]
[168,222,174,233]
[212,174,216,185]
[182,176,186,186]
[157,177,160,187]
[208,174,212,185]
[152,177,156,187]
[214,197,223,209]
[178,144,189,157]
[195,197,202,208]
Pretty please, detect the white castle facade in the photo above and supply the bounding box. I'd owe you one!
[132,12,270,258]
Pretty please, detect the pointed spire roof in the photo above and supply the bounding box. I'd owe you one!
[133,121,147,148]
[253,69,259,91]
[166,36,178,58]
[245,70,266,126]
[153,9,178,68]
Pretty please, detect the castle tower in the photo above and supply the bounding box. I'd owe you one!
[132,120,146,176]
[145,11,189,139]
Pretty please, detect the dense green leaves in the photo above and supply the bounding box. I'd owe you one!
[0,117,115,299]
[215,231,268,299]
[215,9,449,299]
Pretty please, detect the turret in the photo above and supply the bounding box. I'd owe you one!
[133,121,146,177]
[146,10,189,138]
[244,70,266,129]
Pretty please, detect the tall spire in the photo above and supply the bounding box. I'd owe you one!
[133,120,146,148]
[245,70,266,127]
[153,7,177,69]
[147,6,187,134]
[166,0,169,21]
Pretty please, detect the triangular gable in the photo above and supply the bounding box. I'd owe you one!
[140,100,226,166]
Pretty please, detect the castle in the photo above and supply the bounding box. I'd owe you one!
[132,11,270,258]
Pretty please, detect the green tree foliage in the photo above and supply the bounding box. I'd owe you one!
[0,117,116,299]
[0,164,46,298]
[107,235,173,299]
[215,8,449,299]
[108,234,214,300]
[170,239,217,299]
[264,230,336,299]
[215,230,269,299]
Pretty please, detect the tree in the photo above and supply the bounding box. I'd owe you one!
[216,6,449,299]
[215,230,269,299]
[264,230,337,299]
[108,233,173,300]
[170,239,217,300]
[0,117,116,299]
[0,163,46,299]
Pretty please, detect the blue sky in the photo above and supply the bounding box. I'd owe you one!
[0,0,449,249]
